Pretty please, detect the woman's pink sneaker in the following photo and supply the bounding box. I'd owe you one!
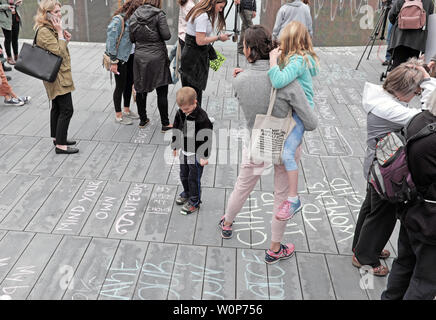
[275,199,302,221]
[265,243,295,264]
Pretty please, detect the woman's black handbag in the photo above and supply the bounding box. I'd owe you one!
[15,29,63,83]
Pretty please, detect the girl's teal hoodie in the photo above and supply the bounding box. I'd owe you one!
[268,54,318,108]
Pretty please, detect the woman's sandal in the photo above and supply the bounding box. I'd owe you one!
[352,254,389,277]
[379,249,390,259]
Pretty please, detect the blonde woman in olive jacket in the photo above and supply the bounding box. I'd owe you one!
[34,0,78,154]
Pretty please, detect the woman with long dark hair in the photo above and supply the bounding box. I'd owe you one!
[106,0,142,125]
[180,0,231,107]
[130,0,172,131]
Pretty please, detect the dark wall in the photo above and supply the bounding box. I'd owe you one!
[259,0,383,46]
[21,0,179,44]
[21,0,383,46]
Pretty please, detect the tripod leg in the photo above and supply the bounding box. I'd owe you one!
[356,7,386,69]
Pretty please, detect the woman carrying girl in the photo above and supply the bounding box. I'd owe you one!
[219,25,317,264]
[268,21,319,221]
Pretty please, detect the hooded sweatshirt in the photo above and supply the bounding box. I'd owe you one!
[268,54,318,108]
[272,0,313,39]
[361,82,421,179]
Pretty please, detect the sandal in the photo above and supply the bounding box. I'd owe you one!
[352,255,389,277]
[379,249,390,259]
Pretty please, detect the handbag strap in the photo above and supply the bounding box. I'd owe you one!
[33,28,39,46]
[115,15,125,50]
[266,88,277,116]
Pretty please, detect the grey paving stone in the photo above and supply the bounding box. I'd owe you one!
[144,145,173,184]
[0,135,22,159]
[320,196,356,255]
[80,180,131,238]
[27,236,91,300]
[25,178,84,233]
[236,248,269,300]
[53,140,98,178]
[202,246,236,300]
[1,107,41,135]
[62,238,119,300]
[98,143,137,181]
[0,233,62,300]
[75,142,118,179]
[0,176,61,231]
[193,187,225,247]
[31,147,69,176]
[0,231,34,283]
[0,174,37,222]
[54,179,107,235]
[0,136,39,173]
[72,111,109,140]
[300,194,338,254]
[9,138,53,174]
[137,185,177,242]
[165,186,198,245]
[108,183,153,240]
[168,245,207,300]
[133,242,178,300]
[121,144,157,183]
[325,254,369,300]
[99,240,149,300]
[267,254,303,300]
[0,173,15,193]
[296,253,336,300]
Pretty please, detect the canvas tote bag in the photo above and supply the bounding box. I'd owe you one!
[250,88,296,165]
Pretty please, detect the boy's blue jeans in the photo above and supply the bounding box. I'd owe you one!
[282,113,304,171]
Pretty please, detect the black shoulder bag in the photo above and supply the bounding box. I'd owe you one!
[15,28,63,82]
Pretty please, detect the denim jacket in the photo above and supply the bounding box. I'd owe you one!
[105,14,133,63]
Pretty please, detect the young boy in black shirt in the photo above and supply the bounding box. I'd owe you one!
[172,87,213,214]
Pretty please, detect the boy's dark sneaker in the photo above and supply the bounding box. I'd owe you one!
[218,216,233,239]
[175,196,188,205]
[264,243,295,264]
[180,202,199,215]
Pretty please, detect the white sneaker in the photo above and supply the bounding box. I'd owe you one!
[123,110,139,119]
[4,98,24,106]
[115,117,133,125]
[18,96,31,104]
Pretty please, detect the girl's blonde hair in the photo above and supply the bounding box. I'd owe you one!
[33,0,61,31]
[278,21,319,69]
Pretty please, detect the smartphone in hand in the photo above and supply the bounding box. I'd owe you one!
[46,12,55,21]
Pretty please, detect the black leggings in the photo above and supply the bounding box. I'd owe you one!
[136,85,170,126]
[2,14,20,58]
[113,54,134,113]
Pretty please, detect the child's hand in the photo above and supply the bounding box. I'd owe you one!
[269,47,281,67]
[199,158,208,166]
[173,149,178,157]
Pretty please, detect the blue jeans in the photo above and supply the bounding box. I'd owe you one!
[282,113,304,171]
[385,22,393,61]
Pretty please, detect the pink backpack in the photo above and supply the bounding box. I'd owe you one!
[398,0,427,30]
